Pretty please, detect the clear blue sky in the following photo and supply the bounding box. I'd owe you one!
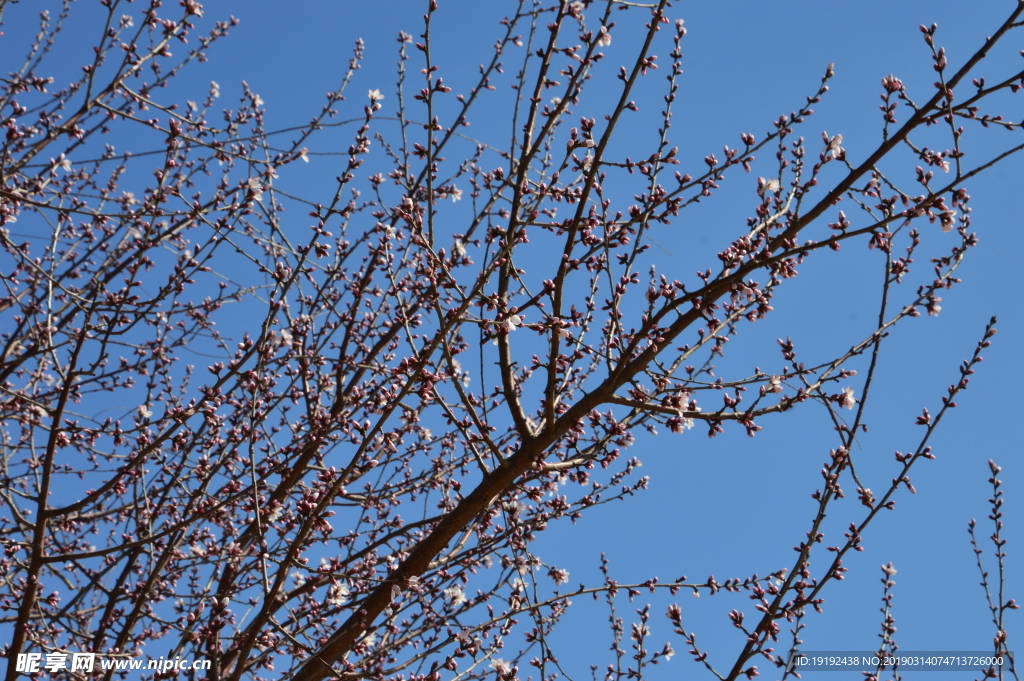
[3,0,1021,677]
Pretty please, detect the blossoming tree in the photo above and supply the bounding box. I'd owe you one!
[0,1,1020,680]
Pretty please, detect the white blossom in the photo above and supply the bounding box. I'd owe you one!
[839,386,856,410]
[368,89,385,102]
[826,133,844,158]
[326,583,349,606]
[758,177,781,196]
[247,177,264,202]
[548,567,570,585]
[443,586,466,606]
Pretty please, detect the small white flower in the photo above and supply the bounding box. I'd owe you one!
[247,177,264,202]
[597,26,612,47]
[326,583,350,606]
[453,238,467,257]
[390,584,402,603]
[120,14,134,28]
[299,148,309,163]
[839,386,856,410]
[550,96,562,106]
[450,186,463,202]
[581,154,594,170]
[826,133,844,158]
[368,89,385,102]
[758,177,781,197]
[505,313,523,332]
[548,567,570,585]
[939,210,957,232]
[662,643,675,661]
[138,405,152,419]
[253,94,264,107]
[210,81,220,98]
[443,586,466,606]
[503,499,526,520]
[675,408,695,430]
[489,658,511,674]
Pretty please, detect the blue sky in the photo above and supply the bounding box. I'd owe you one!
[3,0,1022,678]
